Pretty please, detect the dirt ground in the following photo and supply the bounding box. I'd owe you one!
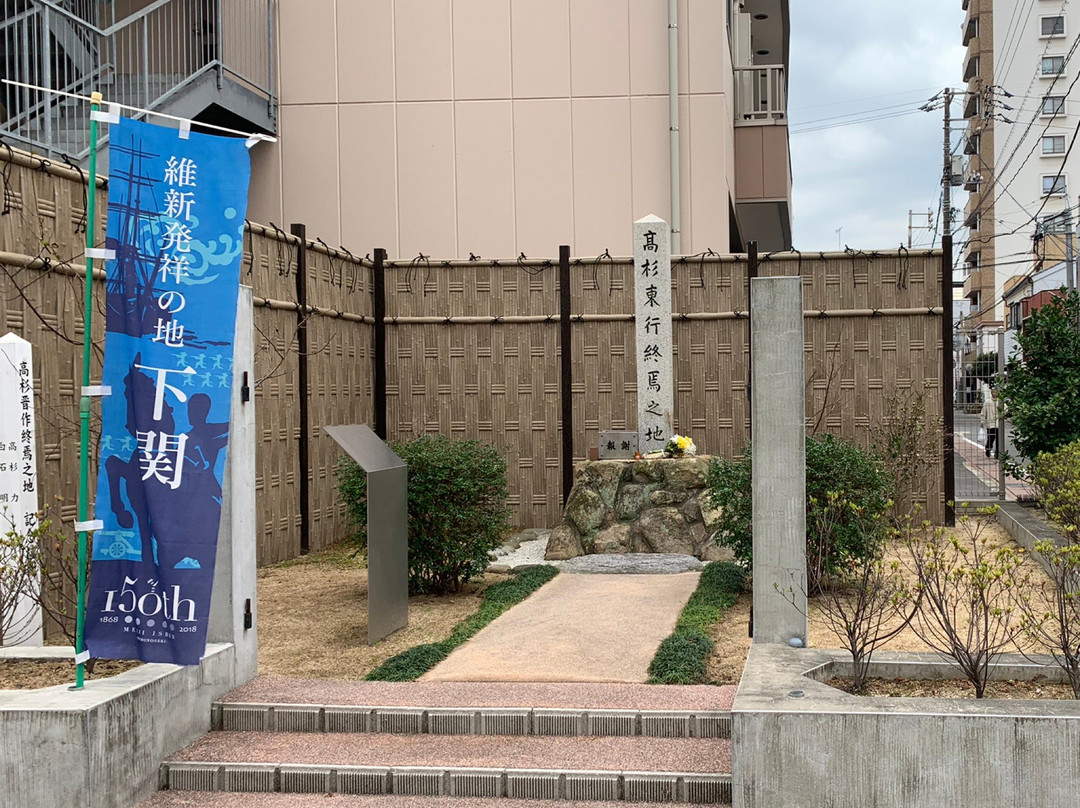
[707,521,1056,686]
[0,658,141,689]
[828,676,1077,700]
[255,544,500,679]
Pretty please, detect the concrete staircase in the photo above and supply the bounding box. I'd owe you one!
[141,681,736,807]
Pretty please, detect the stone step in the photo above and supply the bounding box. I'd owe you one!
[222,678,736,713]
[140,792,681,808]
[161,732,732,804]
[213,702,731,739]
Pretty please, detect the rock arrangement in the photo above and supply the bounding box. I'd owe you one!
[545,457,726,561]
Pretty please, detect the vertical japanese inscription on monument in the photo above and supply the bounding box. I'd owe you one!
[634,215,673,453]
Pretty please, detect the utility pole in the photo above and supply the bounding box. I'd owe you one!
[1066,202,1075,293]
[943,88,954,238]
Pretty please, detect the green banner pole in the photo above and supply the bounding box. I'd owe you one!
[73,91,103,690]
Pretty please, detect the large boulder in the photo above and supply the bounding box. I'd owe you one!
[593,523,633,554]
[565,486,607,535]
[634,507,696,555]
[545,524,584,560]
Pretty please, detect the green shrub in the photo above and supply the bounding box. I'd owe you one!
[366,565,559,681]
[1031,439,1080,536]
[1000,289,1080,460]
[336,435,511,595]
[704,435,893,589]
[647,561,745,685]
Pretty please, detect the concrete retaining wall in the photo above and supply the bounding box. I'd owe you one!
[0,643,238,808]
[733,645,1080,808]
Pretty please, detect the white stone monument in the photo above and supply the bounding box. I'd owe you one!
[0,333,43,646]
[634,215,674,453]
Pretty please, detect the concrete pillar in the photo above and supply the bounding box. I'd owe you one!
[750,276,807,645]
[209,286,258,683]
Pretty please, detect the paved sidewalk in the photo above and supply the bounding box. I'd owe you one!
[422,572,700,683]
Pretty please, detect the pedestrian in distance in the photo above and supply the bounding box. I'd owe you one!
[980,384,1000,459]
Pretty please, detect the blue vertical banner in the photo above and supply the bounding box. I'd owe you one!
[85,117,250,665]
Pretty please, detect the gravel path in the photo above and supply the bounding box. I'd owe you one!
[169,731,732,774]
[221,678,737,711]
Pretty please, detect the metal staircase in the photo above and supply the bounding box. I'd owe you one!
[1,0,276,160]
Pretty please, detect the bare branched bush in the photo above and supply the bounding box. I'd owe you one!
[869,384,944,515]
[1016,541,1080,698]
[904,508,1030,698]
[0,507,43,645]
[811,493,920,693]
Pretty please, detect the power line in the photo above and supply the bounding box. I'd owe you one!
[790,108,924,135]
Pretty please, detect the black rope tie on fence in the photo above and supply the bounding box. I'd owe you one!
[35,158,51,174]
[733,310,746,319]
[791,247,803,276]
[404,252,431,295]
[59,153,89,235]
[0,139,14,215]
[338,245,359,293]
[442,316,453,326]
[493,316,503,325]
[269,222,291,278]
[516,252,542,277]
[316,237,344,288]
[588,249,614,294]
[544,314,556,323]
[871,308,882,318]
[469,252,481,261]
[818,308,829,319]
[897,244,910,289]
[244,225,254,276]
[927,307,937,316]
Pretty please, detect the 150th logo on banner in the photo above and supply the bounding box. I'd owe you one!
[85,118,250,666]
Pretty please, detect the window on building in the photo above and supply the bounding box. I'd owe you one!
[1043,135,1066,154]
[967,133,981,155]
[1042,95,1066,115]
[1042,16,1066,37]
[1042,55,1066,75]
[1043,174,1067,196]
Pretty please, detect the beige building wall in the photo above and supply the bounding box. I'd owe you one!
[250,0,739,259]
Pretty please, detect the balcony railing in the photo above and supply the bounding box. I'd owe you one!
[1,0,277,159]
[734,65,787,124]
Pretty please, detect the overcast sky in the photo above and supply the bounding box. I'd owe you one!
[788,1,966,251]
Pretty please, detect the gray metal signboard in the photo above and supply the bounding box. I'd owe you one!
[325,424,408,645]
[598,431,638,459]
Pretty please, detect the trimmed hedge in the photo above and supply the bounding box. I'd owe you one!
[647,562,746,685]
[366,565,559,681]
[337,435,511,595]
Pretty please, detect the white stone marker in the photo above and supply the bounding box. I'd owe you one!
[0,333,43,646]
[750,277,808,646]
[634,215,674,453]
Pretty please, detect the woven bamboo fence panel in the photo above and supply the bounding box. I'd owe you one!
[385,249,944,527]
[304,242,373,556]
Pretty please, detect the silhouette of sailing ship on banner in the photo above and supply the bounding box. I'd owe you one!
[85,117,251,665]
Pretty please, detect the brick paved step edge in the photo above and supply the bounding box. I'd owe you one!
[211,704,731,739]
[161,763,732,805]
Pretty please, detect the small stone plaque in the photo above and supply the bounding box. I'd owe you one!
[598,431,638,460]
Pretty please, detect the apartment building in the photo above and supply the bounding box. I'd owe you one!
[960,0,1079,346]
[2,1,793,260]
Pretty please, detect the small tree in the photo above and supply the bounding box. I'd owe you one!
[999,289,1080,460]
[1016,540,1080,699]
[810,494,920,693]
[904,509,1030,698]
